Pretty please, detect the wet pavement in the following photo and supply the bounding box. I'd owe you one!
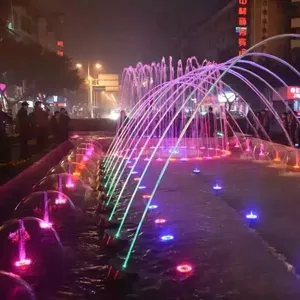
[35,157,300,299]
[4,152,300,299]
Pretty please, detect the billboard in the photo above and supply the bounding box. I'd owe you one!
[96,74,119,92]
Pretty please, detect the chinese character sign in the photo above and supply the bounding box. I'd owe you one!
[237,0,248,56]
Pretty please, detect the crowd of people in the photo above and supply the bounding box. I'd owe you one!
[0,101,70,163]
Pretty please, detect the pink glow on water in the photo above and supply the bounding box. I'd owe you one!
[83,156,88,161]
[15,259,31,268]
[65,181,75,189]
[40,221,52,229]
[176,264,193,274]
[9,230,30,243]
[155,218,166,224]
[259,142,265,157]
[55,198,67,205]
[16,220,31,270]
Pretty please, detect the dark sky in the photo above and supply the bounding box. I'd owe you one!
[35,0,227,73]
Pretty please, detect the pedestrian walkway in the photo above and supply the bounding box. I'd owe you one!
[136,161,300,299]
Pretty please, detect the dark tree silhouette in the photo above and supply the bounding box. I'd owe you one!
[0,29,81,106]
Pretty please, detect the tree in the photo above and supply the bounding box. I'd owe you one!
[33,51,82,103]
[0,33,81,107]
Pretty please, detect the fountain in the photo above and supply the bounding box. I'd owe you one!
[15,219,31,269]
[101,35,300,273]
[40,192,52,229]
[2,34,300,299]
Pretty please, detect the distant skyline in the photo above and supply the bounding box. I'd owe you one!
[34,0,229,73]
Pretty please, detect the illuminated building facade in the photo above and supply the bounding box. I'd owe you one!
[0,0,64,56]
[249,0,289,59]
[188,0,238,61]
[236,0,249,56]
[290,0,300,61]
[188,0,293,62]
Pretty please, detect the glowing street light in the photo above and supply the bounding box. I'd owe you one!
[75,62,103,118]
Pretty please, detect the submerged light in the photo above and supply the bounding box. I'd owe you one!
[55,198,67,205]
[155,218,166,224]
[149,204,158,210]
[213,184,222,191]
[176,264,193,274]
[193,168,200,174]
[138,186,146,190]
[246,211,258,220]
[65,182,75,189]
[40,221,52,229]
[161,234,174,241]
[15,259,31,268]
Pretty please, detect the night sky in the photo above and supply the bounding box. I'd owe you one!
[35,0,228,73]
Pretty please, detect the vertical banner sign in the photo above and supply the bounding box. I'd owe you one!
[237,0,248,55]
[261,0,268,53]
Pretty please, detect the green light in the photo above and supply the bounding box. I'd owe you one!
[106,85,173,214]
[7,22,13,30]
[122,68,226,268]
[114,87,180,235]
[121,86,199,268]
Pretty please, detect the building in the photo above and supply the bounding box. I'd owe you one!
[290,0,300,61]
[248,0,290,59]
[0,0,64,55]
[188,0,238,62]
[187,0,295,62]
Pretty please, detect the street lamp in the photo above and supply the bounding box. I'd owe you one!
[76,62,102,118]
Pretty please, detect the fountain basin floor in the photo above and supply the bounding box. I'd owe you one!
[33,157,300,299]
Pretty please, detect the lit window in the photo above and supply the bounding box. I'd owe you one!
[57,41,64,47]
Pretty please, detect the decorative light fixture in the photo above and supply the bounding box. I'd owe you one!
[176,264,193,274]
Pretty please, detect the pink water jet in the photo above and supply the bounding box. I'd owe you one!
[245,138,251,152]
[259,142,265,157]
[55,197,67,205]
[234,136,240,148]
[15,219,31,269]
[40,192,52,229]
[65,181,75,189]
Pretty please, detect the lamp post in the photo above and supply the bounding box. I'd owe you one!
[76,62,102,118]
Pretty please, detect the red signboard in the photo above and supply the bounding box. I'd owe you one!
[287,87,300,100]
[237,0,248,56]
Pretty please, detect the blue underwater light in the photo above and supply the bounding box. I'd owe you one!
[149,204,158,210]
[246,211,258,220]
[160,234,174,241]
[213,184,222,191]
[193,168,200,174]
